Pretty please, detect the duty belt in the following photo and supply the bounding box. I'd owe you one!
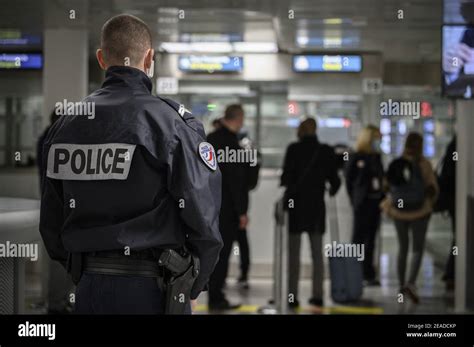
[84,255,162,278]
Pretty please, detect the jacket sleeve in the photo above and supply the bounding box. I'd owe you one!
[167,122,224,299]
[281,144,296,187]
[325,146,342,196]
[226,159,247,216]
[344,154,357,203]
[39,135,68,268]
[208,135,247,217]
[246,151,261,191]
[421,158,439,203]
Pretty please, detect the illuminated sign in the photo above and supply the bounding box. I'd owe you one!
[318,118,351,128]
[421,101,433,117]
[179,55,243,72]
[180,33,242,42]
[0,53,42,69]
[0,30,41,46]
[293,55,362,72]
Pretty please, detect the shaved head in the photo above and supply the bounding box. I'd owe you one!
[100,14,152,66]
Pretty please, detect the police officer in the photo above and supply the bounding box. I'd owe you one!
[39,14,223,314]
[207,104,248,310]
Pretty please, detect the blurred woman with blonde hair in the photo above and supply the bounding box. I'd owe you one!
[345,124,385,286]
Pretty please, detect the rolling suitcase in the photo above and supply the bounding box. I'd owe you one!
[328,196,363,303]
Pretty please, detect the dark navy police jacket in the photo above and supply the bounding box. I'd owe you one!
[39,66,223,299]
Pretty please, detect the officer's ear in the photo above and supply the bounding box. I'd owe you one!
[96,49,107,70]
[144,48,155,78]
[144,48,154,70]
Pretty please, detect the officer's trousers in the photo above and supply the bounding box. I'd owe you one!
[75,273,192,314]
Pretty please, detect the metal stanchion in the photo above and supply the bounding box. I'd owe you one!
[279,202,289,314]
[258,197,288,314]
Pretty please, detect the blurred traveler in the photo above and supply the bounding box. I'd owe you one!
[436,136,457,290]
[207,104,247,310]
[381,132,439,304]
[236,132,261,289]
[345,125,384,286]
[281,117,341,309]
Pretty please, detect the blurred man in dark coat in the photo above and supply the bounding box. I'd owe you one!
[281,117,341,309]
[207,105,248,310]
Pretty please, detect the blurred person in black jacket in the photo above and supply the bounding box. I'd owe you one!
[345,125,385,286]
[439,136,457,290]
[281,117,341,309]
[236,133,261,289]
[207,105,248,310]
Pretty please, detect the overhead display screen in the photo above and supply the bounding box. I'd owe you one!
[178,55,243,73]
[0,30,41,47]
[0,53,42,69]
[442,25,474,98]
[293,55,362,72]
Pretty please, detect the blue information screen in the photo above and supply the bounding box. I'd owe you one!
[179,55,243,72]
[293,55,362,72]
[0,53,42,69]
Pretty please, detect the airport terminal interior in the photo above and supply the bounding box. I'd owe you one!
[0,0,474,316]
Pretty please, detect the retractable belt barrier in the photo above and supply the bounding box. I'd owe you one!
[258,197,289,314]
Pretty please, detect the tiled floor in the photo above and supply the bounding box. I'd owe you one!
[195,215,455,314]
[23,213,456,315]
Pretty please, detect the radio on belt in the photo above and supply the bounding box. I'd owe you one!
[46,143,136,180]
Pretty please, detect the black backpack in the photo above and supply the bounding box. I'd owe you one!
[387,158,425,211]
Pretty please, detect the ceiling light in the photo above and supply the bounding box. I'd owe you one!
[160,41,277,53]
[233,42,278,53]
[159,42,190,53]
[323,18,343,25]
[190,42,233,53]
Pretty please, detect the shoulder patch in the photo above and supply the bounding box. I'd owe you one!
[178,104,192,117]
[198,142,217,171]
[159,96,205,137]
[159,97,191,118]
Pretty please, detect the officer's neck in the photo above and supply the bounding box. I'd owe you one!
[104,63,146,74]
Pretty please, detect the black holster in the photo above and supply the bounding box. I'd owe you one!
[158,249,200,315]
[67,252,83,285]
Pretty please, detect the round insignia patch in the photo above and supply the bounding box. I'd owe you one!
[198,142,217,171]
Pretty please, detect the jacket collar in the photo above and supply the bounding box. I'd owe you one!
[101,66,152,93]
[301,134,319,143]
[219,124,239,137]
